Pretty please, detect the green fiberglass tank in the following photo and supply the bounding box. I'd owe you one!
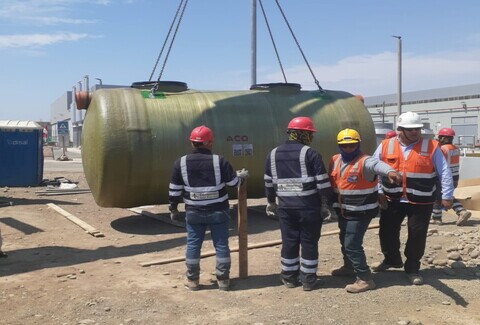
[81,83,375,208]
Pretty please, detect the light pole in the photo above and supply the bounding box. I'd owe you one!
[250,0,257,87]
[392,36,402,117]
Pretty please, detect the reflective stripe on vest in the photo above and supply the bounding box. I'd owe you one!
[330,154,379,216]
[381,137,437,204]
[270,146,318,197]
[441,144,460,178]
[180,154,227,205]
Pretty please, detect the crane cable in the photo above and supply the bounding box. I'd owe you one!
[258,0,287,83]
[274,0,324,92]
[149,0,189,93]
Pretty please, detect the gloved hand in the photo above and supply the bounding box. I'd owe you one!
[266,202,277,218]
[236,168,249,185]
[378,193,388,210]
[169,208,182,222]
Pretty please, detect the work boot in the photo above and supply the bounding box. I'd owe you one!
[217,279,230,291]
[456,210,471,226]
[371,261,403,272]
[406,273,424,286]
[345,278,376,293]
[184,278,200,291]
[0,251,7,258]
[430,217,443,225]
[281,278,299,289]
[330,265,356,277]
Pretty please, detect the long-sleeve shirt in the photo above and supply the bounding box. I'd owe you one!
[264,140,331,209]
[169,148,239,212]
[373,138,454,200]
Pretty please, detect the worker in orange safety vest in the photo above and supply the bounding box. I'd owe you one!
[430,127,471,226]
[371,112,454,286]
[329,128,401,293]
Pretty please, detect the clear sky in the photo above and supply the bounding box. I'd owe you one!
[1,0,479,122]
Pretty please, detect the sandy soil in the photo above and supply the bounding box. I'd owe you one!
[1,169,480,325]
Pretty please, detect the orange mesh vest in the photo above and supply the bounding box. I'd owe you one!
[441,143,460,182]
[329,154,379,217]
[380,137,438,204]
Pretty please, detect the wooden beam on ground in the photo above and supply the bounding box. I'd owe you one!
[47,203,104,237]
[140,223,380,267]
[128,207,186,228]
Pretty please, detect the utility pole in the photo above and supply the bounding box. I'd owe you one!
[250,0,257,87]
[392,36,402,117]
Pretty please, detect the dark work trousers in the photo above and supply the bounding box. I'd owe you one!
[338,215,373,280]
[277,208,323,285]
[379,200,433,274]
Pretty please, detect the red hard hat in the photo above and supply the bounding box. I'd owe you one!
[287,117,317,132]
[189,125,214,142]
[385,130,397,139]
[438,127,455,137]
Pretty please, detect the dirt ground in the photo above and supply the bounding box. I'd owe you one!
[1,167,480,325]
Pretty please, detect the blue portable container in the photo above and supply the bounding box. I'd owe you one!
[0,120,44,187]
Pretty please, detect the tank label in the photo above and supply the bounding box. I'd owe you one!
[233,144,253,156]
[227,135,249,141]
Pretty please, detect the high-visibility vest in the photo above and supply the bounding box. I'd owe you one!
[441,143,460,182]
[380,137,438,204]
[329,154,379,217]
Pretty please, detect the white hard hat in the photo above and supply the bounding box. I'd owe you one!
[397,111,423,128]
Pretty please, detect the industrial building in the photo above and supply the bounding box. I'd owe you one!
[365,83,480,147]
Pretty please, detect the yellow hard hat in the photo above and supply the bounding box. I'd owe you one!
[337,128,361,144]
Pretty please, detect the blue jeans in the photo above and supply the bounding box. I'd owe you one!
[185,209,231,280]
[338,215,372,280]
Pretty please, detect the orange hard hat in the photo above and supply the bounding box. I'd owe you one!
[385,130,397,139]
[437,128,455,137]
[287,117,317,132]
[189,125,214,142]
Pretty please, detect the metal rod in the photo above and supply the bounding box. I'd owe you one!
[392,36,402,117]
[250,0,257,87]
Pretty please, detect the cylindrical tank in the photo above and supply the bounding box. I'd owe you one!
[374,122,394,145]
[82,85,376,207]
[421,122,435,139]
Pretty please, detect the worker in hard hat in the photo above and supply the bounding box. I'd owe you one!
[385,130,397,139]
[168,125,248,291]
[431,128,471,226]
[329,128,401,293]
[264,116,331,291]
[371,111,454,286]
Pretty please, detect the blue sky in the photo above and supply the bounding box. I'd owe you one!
[1,0,479,121]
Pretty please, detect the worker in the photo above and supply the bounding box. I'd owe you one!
[372,111,454,285]
[264,116,331,291]
[168,125,248,291]
[385,130,397,139]
[329,128,401,293]
[431,128,471,226]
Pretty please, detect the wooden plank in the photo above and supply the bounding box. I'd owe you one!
[47,203,104,237]
[128,208,186,228]
[140,223,380,267]
[36,191,91,196]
